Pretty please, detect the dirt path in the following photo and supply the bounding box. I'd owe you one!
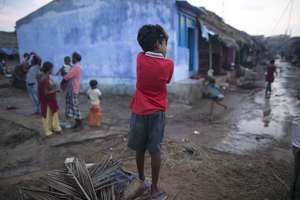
[0,61,298,200]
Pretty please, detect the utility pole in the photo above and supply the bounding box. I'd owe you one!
[286,0,294,36]
[222,0,225,21]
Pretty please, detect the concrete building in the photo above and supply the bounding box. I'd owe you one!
[16,0,201,94]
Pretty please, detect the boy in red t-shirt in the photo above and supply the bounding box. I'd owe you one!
[128,24,173,199]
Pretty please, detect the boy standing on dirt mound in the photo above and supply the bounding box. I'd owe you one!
[127,24,174,199]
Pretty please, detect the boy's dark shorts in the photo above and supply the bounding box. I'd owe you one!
[128,111,165,153]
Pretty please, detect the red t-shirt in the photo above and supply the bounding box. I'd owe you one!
[130,52,174,115]
[265,64,276,82]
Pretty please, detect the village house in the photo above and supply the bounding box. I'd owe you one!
[16,0,202,93]
[196,6,256,75]
[0,31,18,75]
[0,31,18,57]
[282,37,300,66]
[16,0,257,99]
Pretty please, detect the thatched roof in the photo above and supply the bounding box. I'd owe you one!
[0,31,17,48]
[176,1,255,48]
[197,7,254,47]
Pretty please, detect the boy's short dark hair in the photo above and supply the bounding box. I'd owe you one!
[42,61,53,73]
[64,56,71,64]
[137,24,168,52]
[72,52,81,62]
[89,79,98,88]
[270,60,275,64]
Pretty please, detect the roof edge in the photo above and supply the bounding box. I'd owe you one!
[16,0,56,27]
[176,0,202,16]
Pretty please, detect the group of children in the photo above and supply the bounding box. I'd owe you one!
[20,24,282,199]
[23,52,103,137]
[19,25,172,200]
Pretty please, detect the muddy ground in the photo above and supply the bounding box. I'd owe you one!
[0,61,299,200]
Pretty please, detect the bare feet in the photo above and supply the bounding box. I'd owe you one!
[150,190,167,200]
[126,180,150,200]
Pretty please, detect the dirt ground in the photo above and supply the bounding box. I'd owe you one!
[0,61,298,200]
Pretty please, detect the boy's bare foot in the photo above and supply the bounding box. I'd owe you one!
[150,190,167,200]
[125,180,150,200]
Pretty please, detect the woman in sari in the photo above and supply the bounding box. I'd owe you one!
[38,61,62,136]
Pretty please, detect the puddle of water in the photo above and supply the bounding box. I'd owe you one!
[237,118,283,138]
[215,134,272,155]
[216,61,300,155]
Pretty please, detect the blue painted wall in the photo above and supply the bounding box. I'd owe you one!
[16,0,194,92]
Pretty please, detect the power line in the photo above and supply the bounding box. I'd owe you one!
[222,0,225,20]
[271,0,292,34]
[285,0,294,35]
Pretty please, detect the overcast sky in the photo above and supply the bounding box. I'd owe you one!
[0,0,299,37]
[187,0,300,36]
[0,0,51,31]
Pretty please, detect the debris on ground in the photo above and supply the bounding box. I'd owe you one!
[6,105,17,110]
[19,157,136,200]
[237,67,257,89]
[183,144,197,156]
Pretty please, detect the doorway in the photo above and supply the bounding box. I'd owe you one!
[188,28,195,73]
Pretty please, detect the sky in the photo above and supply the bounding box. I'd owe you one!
[187,0,300,36]
[0,0,52,31]
[0,0,299,36]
